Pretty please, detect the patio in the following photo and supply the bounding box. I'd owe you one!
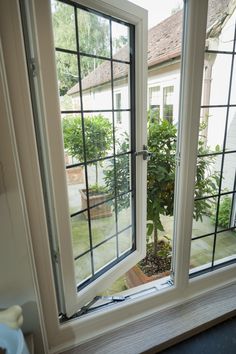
[67,176,236,291]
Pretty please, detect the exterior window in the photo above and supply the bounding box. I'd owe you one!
[163,86,174,123]
[189,1,236,275]
[115,92,122,123]
[149,86,160,119]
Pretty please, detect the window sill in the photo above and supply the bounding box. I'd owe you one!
[60,281,236,354]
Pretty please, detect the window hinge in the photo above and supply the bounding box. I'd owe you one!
[175,151,181,166]
[169,268,175,281]
[52,249,60,264]
[164,279,173,287]
[29,58,38,77]
[168,277,174,286]
[60,286,172,322]
[76,295,126,317]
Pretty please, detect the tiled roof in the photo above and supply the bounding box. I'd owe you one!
[68,0,232,95]
[147,10,182,69]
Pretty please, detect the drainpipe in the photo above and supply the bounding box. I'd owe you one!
[201,54,214,148]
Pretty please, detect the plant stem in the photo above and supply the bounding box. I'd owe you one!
[96,162,98,186]
[153,223,158,255]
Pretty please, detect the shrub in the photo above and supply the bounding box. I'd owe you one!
[63,114,113,187]
[217,196,232,228]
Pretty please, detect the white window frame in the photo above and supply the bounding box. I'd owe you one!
[163,85,174,122]
[1,0,236,352]
[148,84,161,113]
[21,0,148,317]
[148,80,177,122]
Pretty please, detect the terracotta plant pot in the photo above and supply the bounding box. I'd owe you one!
[66,166,84,185]
[125,265,170,288]
[80,189,112,219]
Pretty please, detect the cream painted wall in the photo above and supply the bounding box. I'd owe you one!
[0,52,45,353]
[0,30,45,354]
[205,8,236,192]
[71,63,181,125]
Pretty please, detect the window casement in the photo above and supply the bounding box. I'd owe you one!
[163,85,174,123]
[148,83,175,123]
[20,0,148,317]
[52,1,140,294]
[148,85,161,119]
[3,0,236,350]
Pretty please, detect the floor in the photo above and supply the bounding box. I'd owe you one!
[160,317,236,354]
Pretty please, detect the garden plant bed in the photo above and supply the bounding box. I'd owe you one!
[125,240,172,288]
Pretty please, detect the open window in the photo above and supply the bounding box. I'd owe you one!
[21,0,147,316]
[3,0,236,350]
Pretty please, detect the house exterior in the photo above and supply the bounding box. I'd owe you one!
[68,0,236,194]
[67,0,235,121]
[67,8,183,125]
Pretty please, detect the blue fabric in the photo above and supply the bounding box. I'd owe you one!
[0,323,29,354]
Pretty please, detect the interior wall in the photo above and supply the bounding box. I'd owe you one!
[0,39,45,353]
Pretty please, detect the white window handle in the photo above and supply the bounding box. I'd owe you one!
[135,145,151,160]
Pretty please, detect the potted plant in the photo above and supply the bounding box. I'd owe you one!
[63,114,113,219]
[103,132,131,213]
[106,111,219,285]
[143,114,219,277]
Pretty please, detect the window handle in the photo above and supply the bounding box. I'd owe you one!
[135,145,152,160]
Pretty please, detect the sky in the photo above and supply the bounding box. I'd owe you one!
[128,0,183,28]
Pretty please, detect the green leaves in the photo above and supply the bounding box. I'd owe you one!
[63,114,112,187]
[52,1,78,95]
[147,118,177,234]
[147,223,154,236]
[52,1,110,95]
[52,1,128,95]
[62,114,113,164]
[194,138,220,221]
[103,133,130,212]
[146,110,219,254]
[214,196,232,228]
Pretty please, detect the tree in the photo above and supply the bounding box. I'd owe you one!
[52,1,78,95]
[52,1,110,95]
[103,133,130,211]
[146,111,219,256]
[146,118,176,255]
[62,115,113,187]
[52,1,128,95]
